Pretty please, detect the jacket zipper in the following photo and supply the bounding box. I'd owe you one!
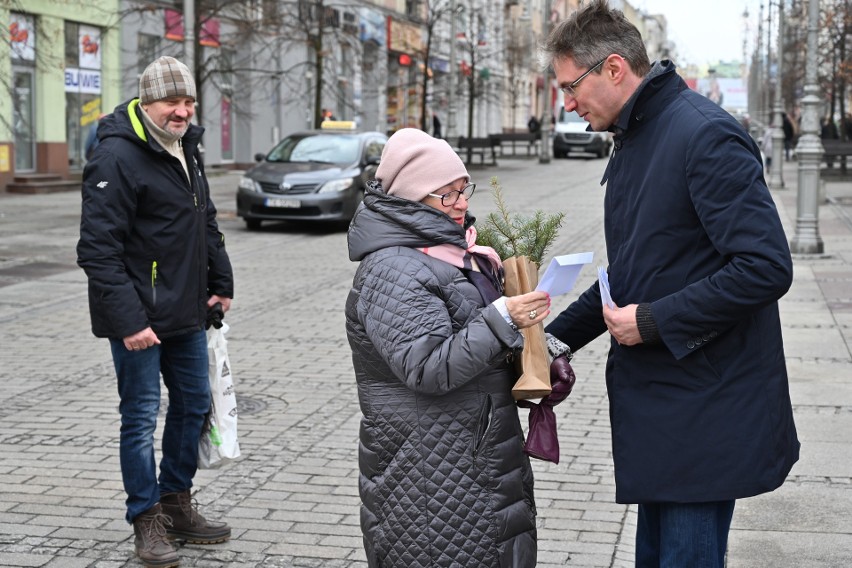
[151,261,158,305]
[473,394,493,459]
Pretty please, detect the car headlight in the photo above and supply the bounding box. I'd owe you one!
[318,178,355,193]
[238,176,261,192]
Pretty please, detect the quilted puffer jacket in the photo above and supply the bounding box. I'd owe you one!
[345,184,537,568]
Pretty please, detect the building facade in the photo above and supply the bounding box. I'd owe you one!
[1,0,121,190]
[2,0,672,191]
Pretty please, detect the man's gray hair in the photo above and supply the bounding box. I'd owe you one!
[541,0,651,77]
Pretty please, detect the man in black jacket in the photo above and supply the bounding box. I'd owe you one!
[77,56,234,568]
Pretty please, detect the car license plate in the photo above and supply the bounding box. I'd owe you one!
[265,198,301,208]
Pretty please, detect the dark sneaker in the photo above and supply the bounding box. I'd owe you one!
[132,503,180,567]
[160,490,231,544]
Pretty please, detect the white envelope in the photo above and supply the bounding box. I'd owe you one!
[598,265,615,309]
[535,252,594,296]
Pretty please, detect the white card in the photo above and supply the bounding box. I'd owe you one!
[598,265,615,309]
[535,252,594,296]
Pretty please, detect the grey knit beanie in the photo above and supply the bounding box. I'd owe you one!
[139,56,196,104]
[376,128,469,202]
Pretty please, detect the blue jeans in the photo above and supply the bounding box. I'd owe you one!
[110,330,210,523]
[635,500,736,568]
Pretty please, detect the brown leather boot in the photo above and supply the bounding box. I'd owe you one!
[132,503,180,567]
[160,490,231,544]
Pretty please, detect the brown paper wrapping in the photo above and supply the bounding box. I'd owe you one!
[502,256,552,400]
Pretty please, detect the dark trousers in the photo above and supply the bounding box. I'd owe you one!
[635,500,736,568]
[110,330,210,523]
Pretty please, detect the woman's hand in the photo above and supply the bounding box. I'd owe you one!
[505,291,551,329]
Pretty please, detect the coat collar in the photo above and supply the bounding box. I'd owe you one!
[611,60,681,139]
[347,182,470,261]
[121,98,204,155]
[600,61,683,186]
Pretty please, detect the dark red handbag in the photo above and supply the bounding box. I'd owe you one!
[517,355,576,464]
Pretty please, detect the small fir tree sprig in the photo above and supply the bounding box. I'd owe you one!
[475,176,565,266]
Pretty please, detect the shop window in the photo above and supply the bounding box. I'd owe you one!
[66,20,104,170]
[10,12,36,63]
[406,0,421,18]
[10,13,36,171]
[65,22,79,68]
[138,33,161,74]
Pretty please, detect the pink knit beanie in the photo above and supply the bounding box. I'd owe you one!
[376,128,469,202]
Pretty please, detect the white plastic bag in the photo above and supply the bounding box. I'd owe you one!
[198,321,241,469]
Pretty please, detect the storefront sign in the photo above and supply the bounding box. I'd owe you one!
[429,57,449,74]
[387,17,423,56]
[200,18,220,47]
[65,68,102,94]
[10,13,35,61]
[81,98,102,127]
[165,9,220,47]
[221,96,232,157]
[165,9,184,41]
[359,8,385,45]
[79,25,101,69]
[0,146,10,173]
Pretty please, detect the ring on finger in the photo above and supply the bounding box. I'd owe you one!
[529,309,537,319]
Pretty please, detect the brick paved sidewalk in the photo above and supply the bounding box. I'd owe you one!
[1,157,850,567]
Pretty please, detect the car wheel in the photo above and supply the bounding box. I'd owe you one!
[246,219,262,231]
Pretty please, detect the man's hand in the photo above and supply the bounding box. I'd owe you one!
[208,295,231,312]
[123,327,161,351]
[603,303,643,346]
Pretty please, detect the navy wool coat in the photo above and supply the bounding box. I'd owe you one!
[546,61,799,504]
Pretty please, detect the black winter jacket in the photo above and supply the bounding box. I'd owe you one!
[77,99,233,339]
[346,185,537,568]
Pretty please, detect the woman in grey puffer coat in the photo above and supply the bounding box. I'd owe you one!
[345,129,551,568]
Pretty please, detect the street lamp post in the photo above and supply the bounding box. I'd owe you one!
[764,1,772,127]
[769,1,785,188]
[538,0,551,164]
[184,0,195,74]
[790,0,824,254]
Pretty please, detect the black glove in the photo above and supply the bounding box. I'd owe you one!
[206,302,224,329]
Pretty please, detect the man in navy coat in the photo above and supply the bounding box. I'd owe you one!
[541,2,799,566]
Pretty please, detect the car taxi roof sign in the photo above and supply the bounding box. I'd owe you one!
[320,120,357,130]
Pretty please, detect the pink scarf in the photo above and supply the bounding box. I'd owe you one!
[418,226,503,276]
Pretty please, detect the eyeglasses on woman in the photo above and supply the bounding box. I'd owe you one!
[427,183,476,206]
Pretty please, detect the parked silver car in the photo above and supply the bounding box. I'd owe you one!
[236,126,387,229]
[552,108,612,159]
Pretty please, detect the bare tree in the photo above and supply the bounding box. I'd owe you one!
[417,0,454,132]
[1,2,95,168]
[781,0,806,120]
[456,0,503,158]
[121,0,360,129]
[823,0,850,133]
